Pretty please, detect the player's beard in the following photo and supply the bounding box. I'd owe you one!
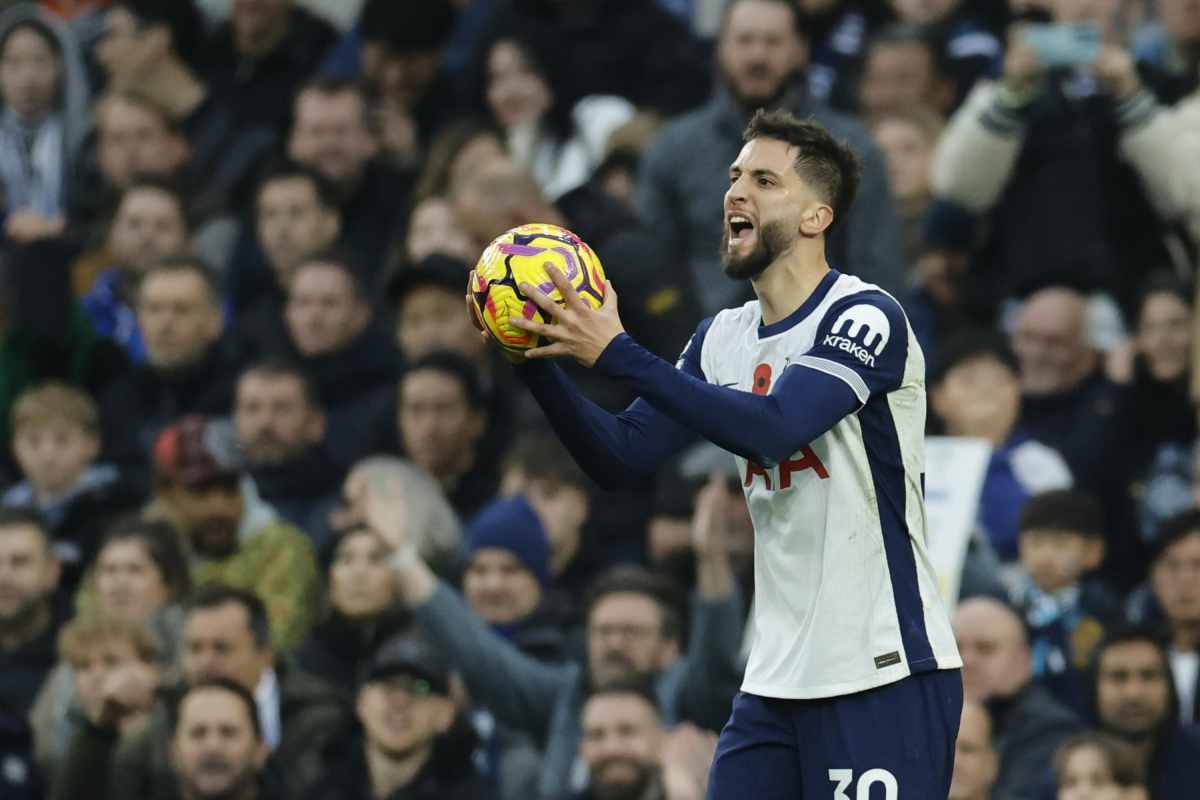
[721,219,793,281]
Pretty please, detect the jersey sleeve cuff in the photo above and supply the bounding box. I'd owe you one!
[792,355,870,406]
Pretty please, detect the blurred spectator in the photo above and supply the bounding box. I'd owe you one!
[794,0,893,112]
[1089,626,1200,797]
[871,107,943,266]
[97,1,276,225]
[1053,732,1148,800]
[193,0,338,133]
[85,518,191,662]
[948,700,998,800]
[70,91,189,238]
[455,158,699,362]
[499,430,595,596]
[1107,277,1196,520]
[287,78,413,288]
[1145,511,1200,725]
[371,473,744,799]
[58,585,345,799]
[78,179,190,363]
[0,5,89,245]
[0,507,59,791]
[30,611,161,777]
[930,2,1189,311]
[3,382,141,597]
[232,162,342,352]
[477,30,634,200]
[401,196,476,265]
[328,456,463,578]
[637,0,907,316]
[167,679,279,800]
[486,0,711,116]
[98,257,239,466]
[858,24,956,124]
[283,251,399,468]
[234,360,342,546]
[412,118,506,203]
[578,677,718,800]
[303,635,491,799]
[390,255,486,364]
[462,495,567,662]
[1010,286,1138,581]
[296,525,410,694]
[1133,0,1200,97]
[398,351,495,521]
[889,0,1003,103]
[953,596,1082,800]
[151,416,320,650]
[590,112,665,214]
[929,330,1071,565]
[1010,490,1118,715]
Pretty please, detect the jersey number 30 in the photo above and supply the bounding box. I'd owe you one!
[828,768,898,799]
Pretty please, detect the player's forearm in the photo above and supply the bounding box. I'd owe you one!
[595,335,854,466]
[516,360,683,488]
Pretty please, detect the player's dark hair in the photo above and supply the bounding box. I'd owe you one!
[401,351,486,409]
[186,585,272,650]
[742,109,862,228]
[291,248,367,300]
[585,674,662,715]
[238,359,324,412]
[137,254,222,304]
[584,566,684,643]
[502,429,591,493]
[1018,490,1105,540]
[171,677,263,740]
[927,328,1018,386]
[1053,733,1146,788]
[1149,509,1200,566]
[255,160,340,213]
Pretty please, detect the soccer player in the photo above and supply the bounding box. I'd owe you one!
[468,109,962,798]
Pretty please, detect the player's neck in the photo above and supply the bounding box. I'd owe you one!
[752,245,830,326]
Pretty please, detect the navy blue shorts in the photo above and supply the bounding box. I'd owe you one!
[707,669,962,799]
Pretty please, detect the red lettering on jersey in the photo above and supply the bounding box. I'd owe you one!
[779,447,830,486]
[743,460,773,490]
[752,363,772,395]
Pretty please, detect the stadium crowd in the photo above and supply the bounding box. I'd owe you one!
[0,0,1198,798]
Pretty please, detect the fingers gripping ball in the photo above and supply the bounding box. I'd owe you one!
[471,223,607,352]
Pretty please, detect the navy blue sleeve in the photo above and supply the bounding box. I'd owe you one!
[592,292,910,467]
[513,320,711,490]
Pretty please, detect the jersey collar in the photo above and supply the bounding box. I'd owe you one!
[757,269,840,339]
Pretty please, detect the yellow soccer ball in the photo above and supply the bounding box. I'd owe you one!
[469,223,607,352]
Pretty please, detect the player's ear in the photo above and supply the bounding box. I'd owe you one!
[799,202,833,237]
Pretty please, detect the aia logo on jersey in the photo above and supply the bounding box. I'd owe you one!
[823,304,890,367]
[743,362,829,489]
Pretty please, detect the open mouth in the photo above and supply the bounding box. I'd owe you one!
[728,214,756,248]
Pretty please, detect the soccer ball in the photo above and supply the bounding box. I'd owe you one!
[469,223,607,352]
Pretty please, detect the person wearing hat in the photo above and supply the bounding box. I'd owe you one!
[151,415,320,650]
[462,494,570,663]
[304,635,490,800]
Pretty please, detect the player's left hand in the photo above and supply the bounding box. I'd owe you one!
[511,264,626,367]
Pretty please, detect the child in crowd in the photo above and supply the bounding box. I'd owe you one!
[1010,490,1120,714]
[3,382,141,596]
[1054,733,1148,800]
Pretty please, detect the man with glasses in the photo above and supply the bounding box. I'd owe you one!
[372,479,744,800]
[304,636,490,800]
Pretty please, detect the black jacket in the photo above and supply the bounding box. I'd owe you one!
[296,607,415,698]
[249,445,344,551]
[987,682,1083,800]
[304,716,492,800]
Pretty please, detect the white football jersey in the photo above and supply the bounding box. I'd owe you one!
[697,271,961,699]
